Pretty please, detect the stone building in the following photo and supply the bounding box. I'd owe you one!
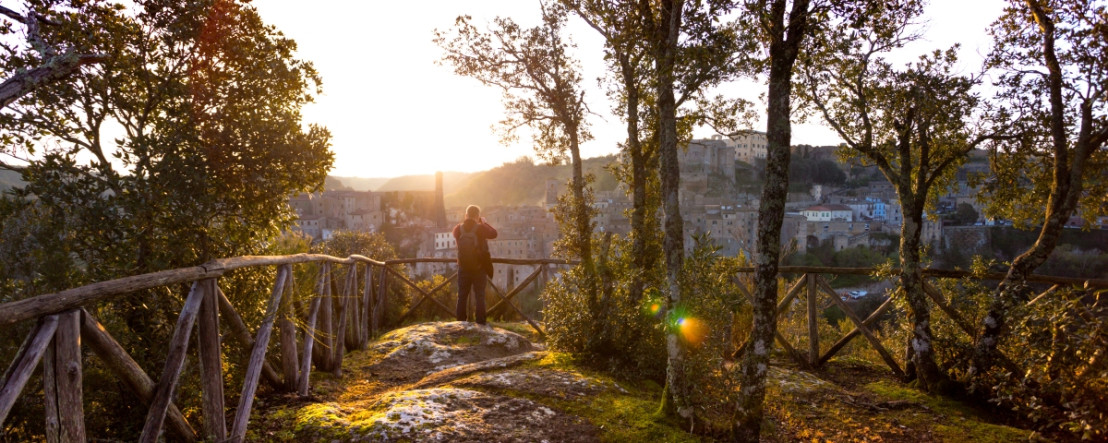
[720,131,768,164]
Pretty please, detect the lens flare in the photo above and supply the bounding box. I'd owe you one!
[679,317,709,347]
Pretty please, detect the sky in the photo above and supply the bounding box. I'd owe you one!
[253,0,1008,179]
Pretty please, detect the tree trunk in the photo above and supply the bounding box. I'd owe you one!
[622,54,652,306]
[971,3,1094,377]
[568,129,593,272]
[899,206,947,392]
[735,47,793,442]
[972,176,1076,375]
[652,0,691,421]
[734,2,811,440]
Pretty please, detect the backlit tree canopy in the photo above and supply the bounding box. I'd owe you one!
[0,0,333,287]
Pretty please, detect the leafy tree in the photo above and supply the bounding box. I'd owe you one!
[562,0,662,318]
[0,0,332,436]
[435,7,596,269]
[971,0,1108,377]
[800,0,999,392]
[631,0,746,422]
[545,0,744,422]
[1,0,331,274]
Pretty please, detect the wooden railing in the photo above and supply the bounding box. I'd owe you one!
[731,266,1108,378]
[0,256,1103,442]
[0,254,572,442]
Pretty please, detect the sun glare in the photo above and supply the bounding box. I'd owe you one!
[679,317,709,348]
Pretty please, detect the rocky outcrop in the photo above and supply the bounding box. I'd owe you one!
[294,322,613,442]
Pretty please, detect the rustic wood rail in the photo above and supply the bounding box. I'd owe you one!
[730,266,1108,378]
[0,254,573,442]
[0,254,1104,441]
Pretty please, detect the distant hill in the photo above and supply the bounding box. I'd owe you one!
[324,155,620,210]
[326,172,475,194]
[444,155,619,209]
[327,176,391,191]
[376,171,474,193]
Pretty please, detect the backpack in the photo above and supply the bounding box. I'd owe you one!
[457,223,482,272]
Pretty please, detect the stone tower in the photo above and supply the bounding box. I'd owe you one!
[433,171,447,228]
[545,178,560,209]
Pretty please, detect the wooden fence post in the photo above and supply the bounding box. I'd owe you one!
[279,267,300,392]
[0,315,58,427]
[298,266,326,397]
[806,274,819,367]
[344,265,358,350]
[359,263,373,348]
[42,310,85,443]
[314,264,334,372]
[229,265,290,442]
[346,265,360,349]
[140,280,206,443]
[79,309,195,441]
[215,287,282,388]
[332,265,355,376]
[198,279,226,440]
[373,264,389,333]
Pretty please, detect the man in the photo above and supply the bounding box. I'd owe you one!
[453,205,497,324]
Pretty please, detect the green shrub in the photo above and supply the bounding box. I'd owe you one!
[541,234,666,380]
[673,235,749,433]
[985,289,1108,440]
[922,265,1107,440]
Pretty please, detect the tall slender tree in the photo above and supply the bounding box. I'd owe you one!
[436,6,596,270]
[801,0,999,389]
[637,7,688,417]
[732,0,816,439]
[562,0,659,311]
[970,0,1108,377]
[633,0,743,421]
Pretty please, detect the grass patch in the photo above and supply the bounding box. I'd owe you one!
[489,320,545,343]
[525,352,695,442]
[864,380,1035,442]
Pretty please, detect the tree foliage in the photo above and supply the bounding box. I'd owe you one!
[0,0,332,437]
[1,0,332,279]
[952,202,979,225]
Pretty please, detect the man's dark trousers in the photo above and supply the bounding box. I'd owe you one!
[457,268,487,324]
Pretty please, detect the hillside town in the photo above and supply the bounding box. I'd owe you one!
[289,131,1108,287]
